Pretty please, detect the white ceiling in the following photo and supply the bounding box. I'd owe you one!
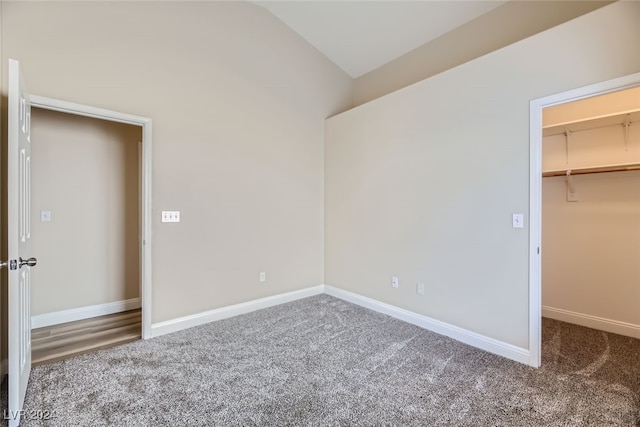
[255,1,508,78]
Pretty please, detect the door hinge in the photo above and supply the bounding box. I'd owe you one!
[537,247,540,255]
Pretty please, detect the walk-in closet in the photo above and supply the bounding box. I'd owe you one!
[541,87,640,339]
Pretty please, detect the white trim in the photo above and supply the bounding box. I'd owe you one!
[141,118,153,340]
[29,95,153,340]
[149,284,533,365]
[1,359,7,379]
[543,306,640,339]
[529,72,640,368]
[529,97,543,368]
[151,286,325,338]
[324,286,530,366]
[31,298,141,329]
[30,95,147,126]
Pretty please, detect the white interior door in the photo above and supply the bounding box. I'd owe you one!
[7,58,36,427]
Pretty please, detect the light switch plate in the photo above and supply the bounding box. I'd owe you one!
[512,213,524,229]
[162,211,180,223]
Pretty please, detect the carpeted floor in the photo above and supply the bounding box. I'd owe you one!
[2,294,639,426]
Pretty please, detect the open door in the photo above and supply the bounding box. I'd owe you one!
[6,58,37,427]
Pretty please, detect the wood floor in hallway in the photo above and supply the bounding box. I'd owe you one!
[31,309,141,366]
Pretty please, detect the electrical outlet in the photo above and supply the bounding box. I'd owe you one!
[40,211,52,222]
[259,272,266,282]
[417,283,425,295]
[392,276,399,288]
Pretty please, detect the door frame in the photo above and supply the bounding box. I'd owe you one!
[30,95,153,339]
[528,72,640,367]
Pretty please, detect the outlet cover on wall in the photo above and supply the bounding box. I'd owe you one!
[162,211,180,223]
[392,276,399,288]
[40,210,52,222]
[417,283,425,295]
[259,272,266,282]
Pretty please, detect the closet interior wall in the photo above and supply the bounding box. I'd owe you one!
[541,89,640,338]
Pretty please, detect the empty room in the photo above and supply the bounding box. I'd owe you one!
[0,1,639,425]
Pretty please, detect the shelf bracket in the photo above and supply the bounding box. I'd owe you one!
[566,170,578,202]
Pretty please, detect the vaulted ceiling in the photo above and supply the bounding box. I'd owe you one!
[254,1,508,78]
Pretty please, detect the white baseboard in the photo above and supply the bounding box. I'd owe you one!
[324,285,531,366]
[1,358,7,379]
[149,284,530,366]
[31,298,141,329]
[543,306,640,339]
[151,285,325,338]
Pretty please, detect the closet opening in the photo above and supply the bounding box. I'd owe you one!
[540,87,640,364]
[529,75,640,368]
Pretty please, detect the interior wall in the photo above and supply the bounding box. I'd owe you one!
[325,1,640,349]
[352,0,613,106]
[30,108,141,316]
[0,1,353,324]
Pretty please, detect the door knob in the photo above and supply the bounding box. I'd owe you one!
[19,257,37,268]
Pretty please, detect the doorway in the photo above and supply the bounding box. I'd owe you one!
[529,72,640,367]
[29,95,152,345]
[29,107,142,364]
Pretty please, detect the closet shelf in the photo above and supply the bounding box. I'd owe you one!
[543,110,639,138]
[542,162,640,177]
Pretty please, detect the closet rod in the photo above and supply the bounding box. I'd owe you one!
[543,163,640,177]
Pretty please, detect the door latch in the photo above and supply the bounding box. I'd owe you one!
[19,257,37,268]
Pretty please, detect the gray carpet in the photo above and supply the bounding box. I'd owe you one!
[2,294,639,426]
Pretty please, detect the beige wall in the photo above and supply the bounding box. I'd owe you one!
[352,0,613,106]
[1,1,353,323]
[30,108,141,315]
[325,2,640,349]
